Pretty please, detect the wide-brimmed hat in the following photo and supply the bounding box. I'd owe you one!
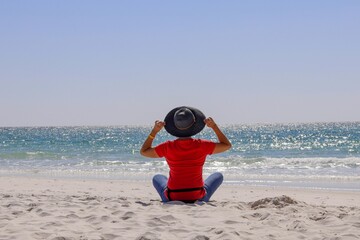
[164,106,206,137]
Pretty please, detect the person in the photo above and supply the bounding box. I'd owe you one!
[140,106,231,203]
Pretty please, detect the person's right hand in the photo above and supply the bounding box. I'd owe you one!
[204,117,217,129]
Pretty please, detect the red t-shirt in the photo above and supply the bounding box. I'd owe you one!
[155,138,216,201]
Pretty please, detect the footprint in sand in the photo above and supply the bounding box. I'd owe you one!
[121,211,135,220]
[32,232,52,239]
[35,208,47,216]
[147,215,177,227]
[192,235,210,240]
[135,201,152,206]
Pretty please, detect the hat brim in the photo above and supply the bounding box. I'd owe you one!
[164,106,206,137]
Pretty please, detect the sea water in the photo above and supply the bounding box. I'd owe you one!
[1,123,359,190]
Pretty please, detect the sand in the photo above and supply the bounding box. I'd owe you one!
[0,176,359,240]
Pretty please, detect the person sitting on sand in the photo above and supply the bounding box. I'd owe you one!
[140,106,232,203]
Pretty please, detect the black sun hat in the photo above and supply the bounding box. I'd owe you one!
[164,106,206,137]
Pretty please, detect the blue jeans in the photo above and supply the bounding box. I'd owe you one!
[152,172,224,202]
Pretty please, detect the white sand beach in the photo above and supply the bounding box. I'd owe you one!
[1,176,359,240]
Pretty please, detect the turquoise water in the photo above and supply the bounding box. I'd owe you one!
[1,123,359,190]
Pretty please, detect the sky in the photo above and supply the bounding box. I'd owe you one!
[0,1,359,126]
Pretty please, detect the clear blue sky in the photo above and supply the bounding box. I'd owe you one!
[1,1,359,126]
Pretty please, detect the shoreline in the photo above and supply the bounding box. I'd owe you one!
[1,176,360,239]
[1,170,359,192]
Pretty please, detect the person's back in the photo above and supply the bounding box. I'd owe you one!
[140,106,231,202]
[155,138,215,201]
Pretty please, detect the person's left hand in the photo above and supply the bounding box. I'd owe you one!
[152,120,165,133]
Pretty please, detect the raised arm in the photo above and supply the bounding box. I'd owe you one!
[204,117,232,154]
[140,120,165,158]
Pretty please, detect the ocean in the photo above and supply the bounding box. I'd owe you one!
[1,123,359,191]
